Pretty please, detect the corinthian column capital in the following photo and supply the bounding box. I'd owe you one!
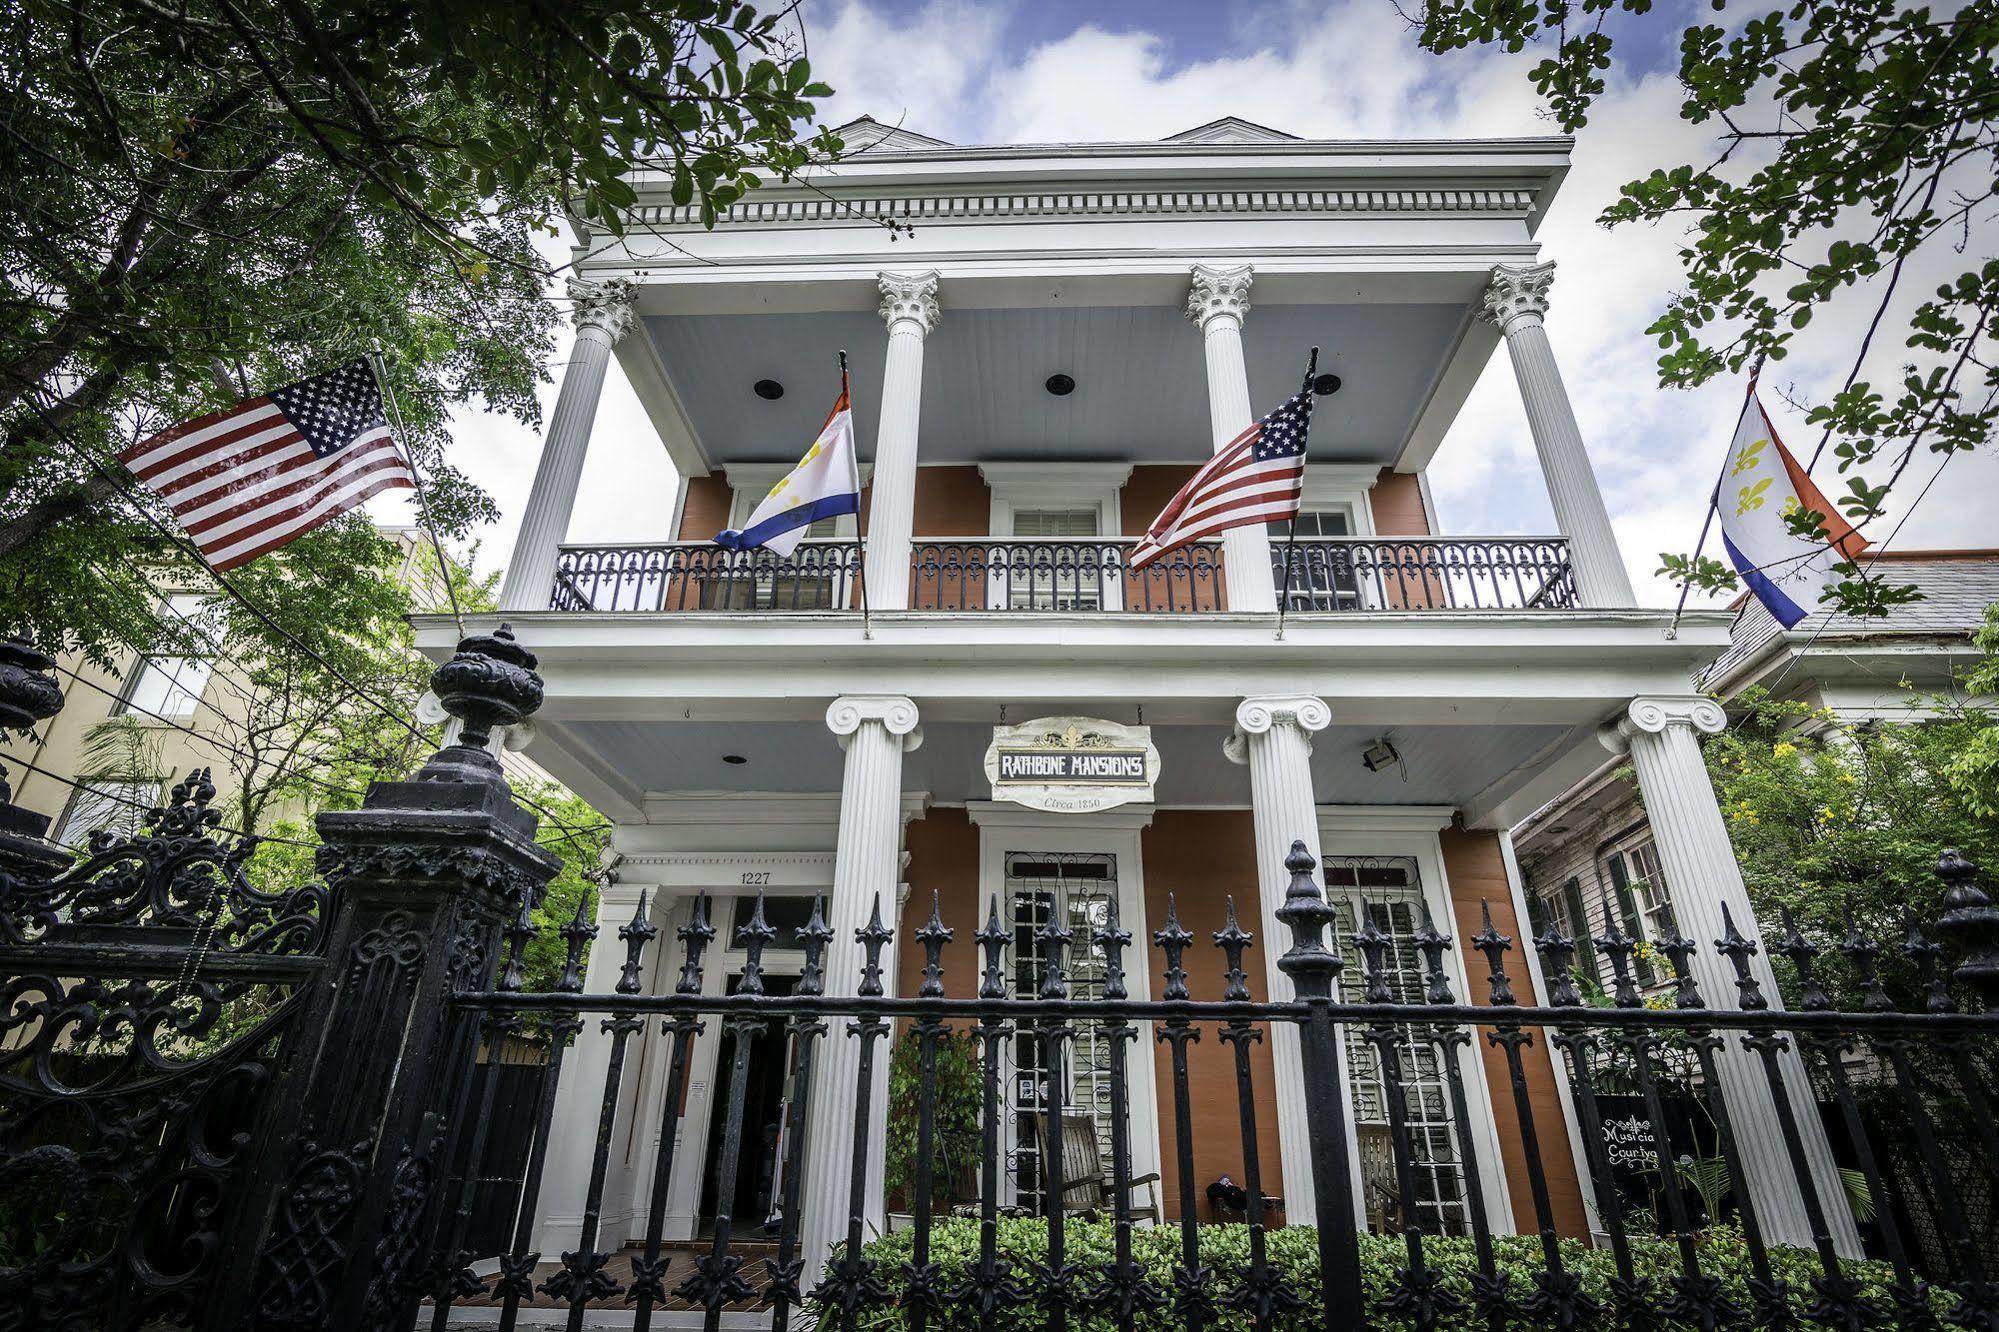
[1599,695,1728,753]
[826,695,923,751]
[567,276,638,342]
[1481,262,1556,333]
[877,271,941,336]
[1186,263,1254,328]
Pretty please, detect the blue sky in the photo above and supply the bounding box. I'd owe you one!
[402,0,1996,606]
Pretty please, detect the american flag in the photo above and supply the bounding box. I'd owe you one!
[119,359,415,571]
[1129,378,1314,572]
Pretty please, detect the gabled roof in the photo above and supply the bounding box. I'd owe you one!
[1162,116,1301,145]
[831,115,954,153]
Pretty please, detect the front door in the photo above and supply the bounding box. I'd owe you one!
[697,972,798,1237]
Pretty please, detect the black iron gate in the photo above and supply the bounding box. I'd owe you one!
[3,623,1999,1331]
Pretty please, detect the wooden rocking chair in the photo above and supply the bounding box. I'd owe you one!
[1056,1117,1164,1224]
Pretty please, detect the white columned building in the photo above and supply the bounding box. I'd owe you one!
[1602,697,1861,1254]
[1482,262,1636,610]
[798,694,922,1279]
[866,273,940,611]
[1187,264,1279,612]
[500,277,637,611]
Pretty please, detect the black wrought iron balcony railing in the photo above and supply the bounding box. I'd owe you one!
[548,536,1576,613]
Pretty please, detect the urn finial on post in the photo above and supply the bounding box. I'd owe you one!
[418,623,544,786]
[0,629,70,882]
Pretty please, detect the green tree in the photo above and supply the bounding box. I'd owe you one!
[1414,0,1997,618]
[1702,680,1999,999]
[1,0,838,662]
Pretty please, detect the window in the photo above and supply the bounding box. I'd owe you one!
[1003,852,1119,1211]
[1324,855,1470,1236]
[1604,839,1671,986]
[1526,876,1599,976]
[120,594,220,722]
[1275,507,1363,610]
[54,780,157,848]
[1006,508,1105,611]
[704,490,853,611]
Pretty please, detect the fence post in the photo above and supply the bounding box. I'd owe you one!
[0,629,70,887]
[224,624,563,1331]
[1273,838,1368,1327]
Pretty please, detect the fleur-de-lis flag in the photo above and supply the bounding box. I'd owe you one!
[1715,389,1866,627]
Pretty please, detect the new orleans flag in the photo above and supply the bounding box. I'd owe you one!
[716,378,860,557]
[1715,390,1867,627]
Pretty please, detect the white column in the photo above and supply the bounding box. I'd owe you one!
[1482,263,1637,609]
[1187,265,1278,612]
[866,273,939,611]
[1224,695,1358,1220]
[501,277,637,611]
[798,695,922,1280]
[531,874,654,1254]
[1603,697,1861,1254]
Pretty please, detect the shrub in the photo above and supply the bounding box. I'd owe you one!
[813,1216,1939,1330]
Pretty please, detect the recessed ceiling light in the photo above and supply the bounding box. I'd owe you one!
[1045,373,1075,397]
[753,379,785,401]
[722,754,748,765]
[1312,373,1342,396]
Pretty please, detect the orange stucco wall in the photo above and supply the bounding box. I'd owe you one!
[1438,826,1591,1239]
[1370,469,1431,535]
[676,473,733,541]
[1140,809,1286,1222]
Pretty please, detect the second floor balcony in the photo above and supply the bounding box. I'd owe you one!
[549,534,1578,614]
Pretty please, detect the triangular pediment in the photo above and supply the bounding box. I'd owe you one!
[833,116,954,154]
[1163,116,1300,145]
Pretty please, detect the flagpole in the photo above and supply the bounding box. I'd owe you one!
[1666,365,1760,641]
[841,349,873,641]
[368,339,466,638]
[1276,345,1319,642]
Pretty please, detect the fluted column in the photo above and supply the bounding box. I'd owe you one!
[1482,263,1636,609]
[1224,695,1357,1219]
[501,278,637,610]
[867,273,939,611]
[799,695,922,1280]
[531,874,653,1254]
[1603,697,1860,1254]
[1188,265,1278,612]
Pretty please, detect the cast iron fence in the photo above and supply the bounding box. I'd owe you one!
[2,623,1997,1332]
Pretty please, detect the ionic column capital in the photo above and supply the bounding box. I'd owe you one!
[1186,263,1253,329]
[1224,695,1331,764]
[567,276,638,342]
[1599,695,1728,753]
[877,271,941,336]
[1481,261,1556,334]
[826,694,923,752]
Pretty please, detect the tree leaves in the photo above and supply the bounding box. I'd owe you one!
[1419,0,1998,616]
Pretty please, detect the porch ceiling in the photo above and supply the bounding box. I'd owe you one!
[642,301,1468,471]
[544,718,1570,810]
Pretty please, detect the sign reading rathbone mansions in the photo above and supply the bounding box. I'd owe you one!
[985,716,1159,814]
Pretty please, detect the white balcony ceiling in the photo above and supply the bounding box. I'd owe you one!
[642,301,1469,470]
[552,718,1566,808]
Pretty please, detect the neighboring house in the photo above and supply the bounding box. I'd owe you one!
[1513,549,1999,994]
[15,525,458,846]
[421,115,1793,1265]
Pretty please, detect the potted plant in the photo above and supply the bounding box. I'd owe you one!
[884,1026,983,1230]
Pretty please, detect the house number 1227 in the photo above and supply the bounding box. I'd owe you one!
[739,870,771,886]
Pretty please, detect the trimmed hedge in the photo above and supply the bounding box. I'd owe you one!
[814,1216,1940,1330]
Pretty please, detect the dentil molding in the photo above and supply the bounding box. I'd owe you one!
[877,271,941,335]
[1480,262,1555,333]
[1186,263,1253,328]
[1223,695,1331,764]
[826,694,923,751]
[1599,695,1728,753]
[568,276,638,342]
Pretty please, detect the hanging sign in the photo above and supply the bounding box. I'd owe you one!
[985,716,1158,814]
